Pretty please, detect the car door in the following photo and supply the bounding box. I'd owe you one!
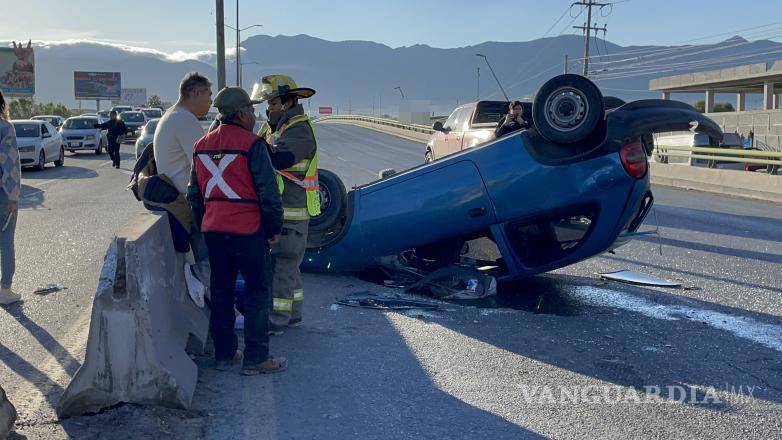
[433,109,460,159]
[40,123,54,160]
[445,107,467,156]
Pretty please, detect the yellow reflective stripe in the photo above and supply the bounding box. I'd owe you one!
[273,298,292,311]
[287,160,310,172]
[293,290,304,301]
[283,207,309,221]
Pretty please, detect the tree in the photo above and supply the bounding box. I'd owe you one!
[8,99,71,119]
[147,95,163,109]
[692,99,734,113]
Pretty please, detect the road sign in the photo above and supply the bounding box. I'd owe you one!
[319,106,333,115]
[0,42,35,97]
[74,71,121,100]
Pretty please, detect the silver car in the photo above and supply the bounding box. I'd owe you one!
[12,120,65,170]
[60,116,107,154]
[31,115,65,129]
[135,118,160,158]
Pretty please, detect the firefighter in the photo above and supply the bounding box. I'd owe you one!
[251,74,319,335]
[187,87,287,375]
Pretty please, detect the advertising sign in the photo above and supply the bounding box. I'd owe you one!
[74,71,121,100]
[120,88,147,106]
[0,42,35,97]
[318,106,333,115]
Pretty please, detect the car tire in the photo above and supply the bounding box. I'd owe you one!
[309,169,347,232]
[768,164,780,175]
[36,150,46,171]
[54,146,65,167]
[95,139,103,155]
[425,148,434,164]
[532,74,604,144]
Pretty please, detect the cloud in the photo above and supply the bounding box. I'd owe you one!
[10,39,218,63]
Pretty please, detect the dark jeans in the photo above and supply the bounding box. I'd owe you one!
[204,232,272,364]
[107,141,120,167]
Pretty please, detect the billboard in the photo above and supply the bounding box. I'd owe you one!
[318,106,333,115]
[74,71,121,100]
[0,41,35,97]
[119,88,147,106]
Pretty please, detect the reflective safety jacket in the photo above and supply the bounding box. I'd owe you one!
[193,124,262,234]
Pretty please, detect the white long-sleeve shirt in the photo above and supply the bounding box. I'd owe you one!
[153,105,204,193]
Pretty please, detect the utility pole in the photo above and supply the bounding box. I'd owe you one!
[236,0,240,87]
[573,1,608,76]
[216,0,226,90]
[476,67,480,100]
[476,54,509,101]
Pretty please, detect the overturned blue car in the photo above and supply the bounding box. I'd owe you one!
[304,74,722,281]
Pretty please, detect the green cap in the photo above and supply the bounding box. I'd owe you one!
[213,87,260,113]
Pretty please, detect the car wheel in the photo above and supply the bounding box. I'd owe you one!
[95,139,103,154]
[309,169,347,232]
[36,150,46,171]
[425,148,434,163]
[54,146,65,167]
[532,74,604,144]
[768,164,780,175]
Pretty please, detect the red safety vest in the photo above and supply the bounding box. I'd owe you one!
[193,124,261,235]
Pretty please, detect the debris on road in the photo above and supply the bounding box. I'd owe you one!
[33,283,66,295]
[0,384,17,439]
[336,291,439,310]
[407,265,497,300]
[599,270,682,288]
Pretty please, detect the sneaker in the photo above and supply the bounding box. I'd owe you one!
[214,359,234,371]
[0,288,21,305]
[241,356,288,376]
[268,326,285,336]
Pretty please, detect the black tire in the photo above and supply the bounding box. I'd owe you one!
[68,149,75,153]
[425,148,434,163]
[95,139,103,155]
[768,164,780,175]
[309,169,347,231]
[36,150,46,171]
[54,146,64,167]
[532,74,604,144]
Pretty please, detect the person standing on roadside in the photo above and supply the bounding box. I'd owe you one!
[94,111,127,168]
[154,72,212,272]
[187,87,287,375]
[0,90,21,305]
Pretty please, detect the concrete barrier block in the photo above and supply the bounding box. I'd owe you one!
[651,163,782,203]
[0,385,17,439]
[57,212,209,418]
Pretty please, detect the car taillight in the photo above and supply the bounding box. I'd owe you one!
[620,140,647,179]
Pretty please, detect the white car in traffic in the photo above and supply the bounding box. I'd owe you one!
[135,118,159,158]
[12,120,65,170]
[60,116,108,154]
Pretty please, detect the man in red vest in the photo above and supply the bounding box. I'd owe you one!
[187,87,287,375]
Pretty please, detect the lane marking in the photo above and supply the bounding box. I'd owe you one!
[571,286,782,352]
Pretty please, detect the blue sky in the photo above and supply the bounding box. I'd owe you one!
[2,0,781,54]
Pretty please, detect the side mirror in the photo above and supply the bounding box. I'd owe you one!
[432,121,444,132]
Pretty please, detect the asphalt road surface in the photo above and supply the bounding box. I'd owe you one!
[1,124,781,439]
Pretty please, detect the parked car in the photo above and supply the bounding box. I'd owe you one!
[60,116,107,154]
[302,74,723,281]
[426,101,524,162]
[31,115,65,129]
[140,108,163,119]
[134,118,159,158]
[119,111,147,138]
[11,120,65,170]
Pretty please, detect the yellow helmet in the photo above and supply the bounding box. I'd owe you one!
[250,74,316,103]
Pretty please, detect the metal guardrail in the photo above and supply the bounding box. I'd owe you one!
[314,114,434,135]
[655,145,782,166]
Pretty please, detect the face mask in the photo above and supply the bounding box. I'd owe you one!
[268,109,284,127]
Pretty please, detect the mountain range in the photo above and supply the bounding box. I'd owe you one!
[6,33,782,115]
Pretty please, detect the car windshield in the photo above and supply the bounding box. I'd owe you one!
[121,112,144,122]
[144,120,159,134]
[474,101,509,124]
[98,111,110,119]
[32,116,58,125]
[63,118,98,130]
[142,109,162,118]
[12,123,40,137]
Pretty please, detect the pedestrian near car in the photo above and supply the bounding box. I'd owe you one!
[0,90,21,305]
[495,100,529,138]
[154,72,212,269]
[187,87,287,375]
[94,111,127,168]
[251,74,319,335]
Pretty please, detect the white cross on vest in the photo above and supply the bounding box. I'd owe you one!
[198,154,241,199]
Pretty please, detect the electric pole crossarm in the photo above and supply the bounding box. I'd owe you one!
[571,0,609,76]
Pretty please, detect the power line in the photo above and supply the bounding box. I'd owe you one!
[573,0,609,76]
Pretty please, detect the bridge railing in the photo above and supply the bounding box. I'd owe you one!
[314,114,434,135]
[655,145,782,167]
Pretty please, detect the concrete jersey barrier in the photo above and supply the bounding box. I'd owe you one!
[57,212,209,417]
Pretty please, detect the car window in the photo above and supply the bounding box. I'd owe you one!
[144,119,160,134]
[474,101,508,124]
[458,107,474,131]
[120,112,144,122]
[41,124,49,136]
[64,118,98,129]
[12,123,40,137]
[444,108,461,131]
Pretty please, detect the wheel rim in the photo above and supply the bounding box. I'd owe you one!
[425,151,433,163]
[318,183,331,214]
[543,86,589,133]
